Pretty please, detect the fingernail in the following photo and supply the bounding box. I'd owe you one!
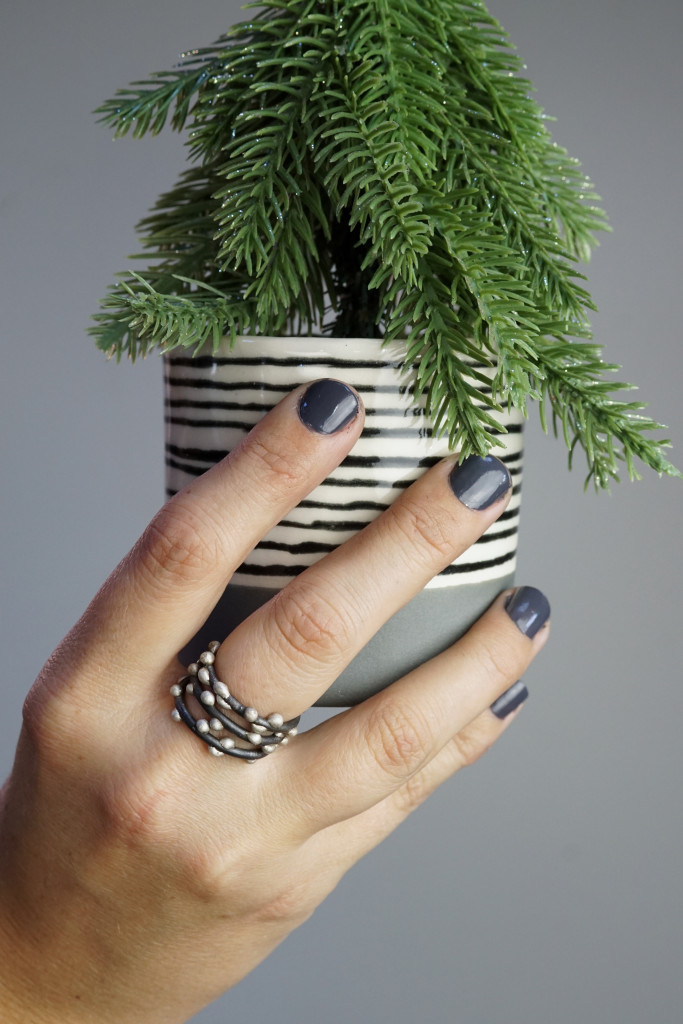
[448,454,511,510]
[491,680,529,719]
[505,586,550,638]
[298,379,359,435]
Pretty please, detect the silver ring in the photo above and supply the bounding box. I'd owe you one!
[170,641,300,760]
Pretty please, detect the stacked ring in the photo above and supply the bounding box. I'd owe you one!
[170,641,300,760]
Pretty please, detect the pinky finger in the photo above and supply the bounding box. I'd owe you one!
[315,687,528,868]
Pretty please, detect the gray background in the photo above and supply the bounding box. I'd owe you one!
[1,1,681,1021]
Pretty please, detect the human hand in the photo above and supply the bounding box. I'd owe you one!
[0,380,550,1024]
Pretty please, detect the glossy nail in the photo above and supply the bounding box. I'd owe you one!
[448,454,511,510]
[490,680,529,719]
[505,586,550,638]
[298,379,359,435]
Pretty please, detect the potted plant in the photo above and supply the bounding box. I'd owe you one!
[90,0,678,704]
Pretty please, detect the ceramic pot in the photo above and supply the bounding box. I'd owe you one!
[165,336,523,705]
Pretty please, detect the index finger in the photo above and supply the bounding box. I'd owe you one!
[69,380,364,689]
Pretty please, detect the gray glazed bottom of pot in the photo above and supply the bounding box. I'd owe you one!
[182,574,514,707]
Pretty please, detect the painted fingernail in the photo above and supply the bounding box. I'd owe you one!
[298,379,359,435]
[448,454,511,510]
[505,586,550,638]
[491,680,529,719]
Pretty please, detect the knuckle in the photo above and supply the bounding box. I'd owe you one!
[449,729,491,770]
[21,682,56,757]
[135,501,222,589]
[251,876,318,928]
[473,634,516,691]
[96,769,211,888]
[99,784,149,843]
[386,496,454,566]
[242,436,303,495]
[365,699,430,781]
[99,771,172,846]
[20,641,94,769]
[98,777,221,900]
[393,768,435,817]
[21,690,81,772]
[269,582,353,669]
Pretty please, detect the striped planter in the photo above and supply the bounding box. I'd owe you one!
[165,336,523,705]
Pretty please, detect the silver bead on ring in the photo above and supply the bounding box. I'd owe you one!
[170,642,300,761]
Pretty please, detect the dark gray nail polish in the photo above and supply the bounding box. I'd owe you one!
[505,586,551,638]
[491,680,529,719]
[298,379,359,434]
[448,454,511,510]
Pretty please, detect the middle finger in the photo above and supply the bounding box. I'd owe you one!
[214,453,513,720]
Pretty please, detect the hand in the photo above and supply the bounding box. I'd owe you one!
[0,380,550,1024]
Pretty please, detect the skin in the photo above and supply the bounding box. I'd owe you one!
[0,382,549,1024]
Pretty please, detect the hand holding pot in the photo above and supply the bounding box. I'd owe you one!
[0,380,550,1024]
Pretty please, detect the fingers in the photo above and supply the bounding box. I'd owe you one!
[308,696,527,870]
[71,380,364,686]
[278,586,550,836]
[213,453,513,719]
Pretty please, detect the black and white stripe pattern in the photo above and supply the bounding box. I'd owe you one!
[164,337,524,589]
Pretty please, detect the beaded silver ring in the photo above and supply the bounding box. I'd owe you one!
[170,641,300,760]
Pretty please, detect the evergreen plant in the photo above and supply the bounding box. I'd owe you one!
[91,0,679,489]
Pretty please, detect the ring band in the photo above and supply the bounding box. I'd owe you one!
[170,641,300,760]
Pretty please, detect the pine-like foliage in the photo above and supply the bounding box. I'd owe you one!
[91,0,679,489]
